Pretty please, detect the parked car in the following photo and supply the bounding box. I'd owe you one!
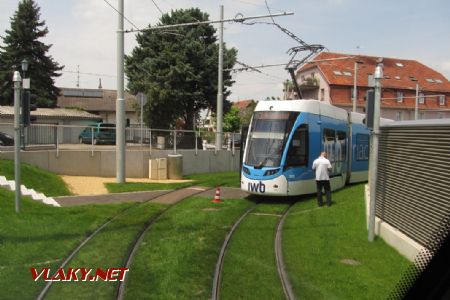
[79,123,116,145]
[0,132,14,146]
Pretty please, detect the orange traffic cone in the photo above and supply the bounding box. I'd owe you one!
[212,187,221,203]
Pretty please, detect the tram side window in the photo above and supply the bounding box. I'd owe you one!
[355,134,370,161]
[336,131,347,162]
[323,128,335,162]
[285,125,308,167]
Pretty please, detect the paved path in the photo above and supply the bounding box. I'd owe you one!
[54,187,249,207]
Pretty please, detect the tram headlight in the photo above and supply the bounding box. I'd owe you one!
[242,166,251,175]
[264,168,279,176]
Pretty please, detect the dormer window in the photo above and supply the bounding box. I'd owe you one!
[395,76,401,80]
[343,71,352,76]
[395,62,404,67]
[435,79,443,83]
[426,78,435,83]
[333,70,342,75]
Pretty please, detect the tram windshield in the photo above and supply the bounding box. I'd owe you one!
[245,111,299,168]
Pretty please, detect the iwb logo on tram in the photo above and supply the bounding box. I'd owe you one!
[248,181,266,193]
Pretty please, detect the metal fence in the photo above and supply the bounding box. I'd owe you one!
[0,123,241,155]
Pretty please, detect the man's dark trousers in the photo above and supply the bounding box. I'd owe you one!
[316,180,331,206]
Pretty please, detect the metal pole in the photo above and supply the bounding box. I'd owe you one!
[140,94,144,145]
[353,61,358,112]
[415,83,419,120]
[13,71,22,213]
[215,5,224,151]
[368,64,382,242]
[116,0,126,183]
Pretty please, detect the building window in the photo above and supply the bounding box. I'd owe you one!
[439,95,445,106]
[333,70,342,76]
[397,92,404,103]
[418,93,425,104]
[350,87,354,100]
[320,88,325,101]
[395,111,402,121]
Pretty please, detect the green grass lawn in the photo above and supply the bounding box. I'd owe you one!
[0,159,71,196]
[105,171,240,193]
[0,189,133,298]
[124,196,254,299]
[220,202,292,299]
[283,184,412,300]
[0,160,412,299]
[46,201,168,299]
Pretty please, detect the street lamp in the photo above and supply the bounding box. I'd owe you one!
[21,59,28,75]
[352,60,364,112]
[13,70,22,213]
[20,59,30,149]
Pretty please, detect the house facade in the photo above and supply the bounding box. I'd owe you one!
[57,88,139,124]
[294,52,450,120]
[0,106,101,144]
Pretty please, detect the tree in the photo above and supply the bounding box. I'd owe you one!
[223,106,241,132]
[0,0,63,107]
[239,100,257,125]
[125,8,237,129]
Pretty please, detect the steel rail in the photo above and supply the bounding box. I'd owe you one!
[35,199,152,300]
[211,204,257,300]
[36,187,205,300]
[275,203,296,300]
[116,187,215,300]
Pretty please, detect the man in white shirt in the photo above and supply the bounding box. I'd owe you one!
[312,152,332,206]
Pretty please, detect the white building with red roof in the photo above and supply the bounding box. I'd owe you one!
[295,52,450,120]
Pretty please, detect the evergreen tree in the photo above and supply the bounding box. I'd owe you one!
[0,0,63,107]
[125,8,237,129]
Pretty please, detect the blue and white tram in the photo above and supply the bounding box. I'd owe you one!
[240,100,370,196]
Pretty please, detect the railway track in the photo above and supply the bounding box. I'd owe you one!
[275,204,296,300]
[36,186,211,300]
[211,202,296,300]
[116,186,213,299]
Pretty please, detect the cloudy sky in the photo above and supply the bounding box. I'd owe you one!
[1,0,449,102]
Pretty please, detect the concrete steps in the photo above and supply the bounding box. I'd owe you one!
[0,176,60,207]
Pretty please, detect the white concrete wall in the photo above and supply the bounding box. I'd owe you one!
[0,149,240,178]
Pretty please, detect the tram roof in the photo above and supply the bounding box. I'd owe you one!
[254,99,349,121]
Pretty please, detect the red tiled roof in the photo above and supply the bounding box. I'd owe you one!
[57,88,137,112]
[232,99,256,110]
[299,52,450,93]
